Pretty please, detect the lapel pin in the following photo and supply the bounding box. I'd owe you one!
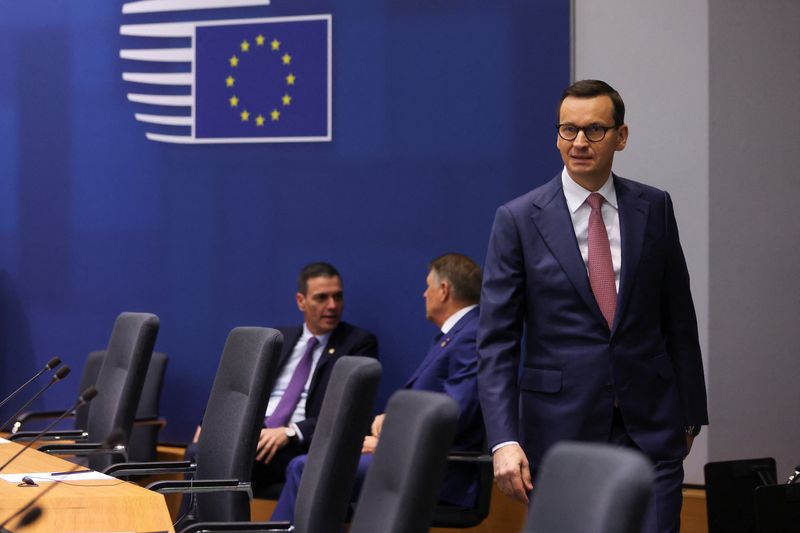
[328,348,335,354]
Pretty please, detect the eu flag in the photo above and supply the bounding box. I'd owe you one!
[195,16,330,141]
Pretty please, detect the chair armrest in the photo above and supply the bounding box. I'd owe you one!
[133,416,167,429]
[104,460,195,477]
[446,451,492,463]
[147,479,253,499]
[9,429,87,442]
[11,410,76,433]
[37,442,126,458]
[179,521,293,533]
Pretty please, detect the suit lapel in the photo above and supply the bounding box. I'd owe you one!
[530,176,606,326]
[277,326,303,369]
[613,176,649,334]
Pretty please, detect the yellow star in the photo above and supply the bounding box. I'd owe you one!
[229,95,239,107]
[286,73,296,85]
[271,109,280,121]
[241,40,250,52]
[241,109,250,121]
[225,76,235,87]
[255,34,265,46]
[229,55,239,67]
[282,53,291,65]
[282,94,292,106]
[256,115,265,126]
[271,39,280,51]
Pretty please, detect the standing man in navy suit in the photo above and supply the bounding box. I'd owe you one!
[271,253,484,521]
[478,80,707,533]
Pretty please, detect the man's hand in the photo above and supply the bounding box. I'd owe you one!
[493,443,533,504]
[361,435,378,454]
[371,414,385,438]
[685,433,695,456]
[255,427,290,463]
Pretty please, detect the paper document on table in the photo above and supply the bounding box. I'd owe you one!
[0,470,114,483]
[0,437,11,444]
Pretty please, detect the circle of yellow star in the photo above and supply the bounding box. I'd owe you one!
[286,73,296,86]
[256,115,265,126]
[229,55,239,67]
[271,39,280,51]
[282,94,292,106]
[255,34,265,46]
[282,53,292,65]
[240,109,250,121]
[241,40,250,52]
[225,76,235,87]
[271,109,280,121]
[229,95,239,107]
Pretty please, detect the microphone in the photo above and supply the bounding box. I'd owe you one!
[0,357,61,411]
[0,428,124,532]
[787,464,800,484]
[0,387,97,473]
[0,366,71,432]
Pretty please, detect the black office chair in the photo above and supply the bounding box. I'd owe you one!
[523,441,653,533]
[10,312,160,471]
[12,350,168,462]
[753,482,800,532]
[704,458,777,533]
[105,327,283,527]
[429,450,493,528]
[180,355,382,533]
[348,390,459,533]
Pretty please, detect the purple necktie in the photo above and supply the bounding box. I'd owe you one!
[587,192,617,328]
[265,336,319,428]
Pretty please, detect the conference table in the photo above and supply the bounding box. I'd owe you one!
[0,437,174,532]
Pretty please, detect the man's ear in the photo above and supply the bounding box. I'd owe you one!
[440,280,451,302]
[295,292,306,312]
[615,123,629,151]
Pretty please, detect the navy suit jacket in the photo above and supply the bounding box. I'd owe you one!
[406,307,484,507]
[277,321,378,446]
[478,174,708,468]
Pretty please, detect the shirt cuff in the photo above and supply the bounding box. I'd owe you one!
[491,440,520,453]
[292,422,304,443]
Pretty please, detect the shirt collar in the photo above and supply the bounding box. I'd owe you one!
[561,167,618,213]
[302,323,333,348]
[440,304,478,335]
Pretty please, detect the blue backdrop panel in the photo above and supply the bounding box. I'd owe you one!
[0,0,569,441]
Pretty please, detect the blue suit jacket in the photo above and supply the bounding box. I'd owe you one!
[406,307,484,507]
[277,321,379,446]
[478,174,708,468]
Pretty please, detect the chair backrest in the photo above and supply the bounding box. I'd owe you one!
[294,356,382,533]
[127,350,168,462]
[349,390,459,533]
[74,350,106,431]
[704,458,777,533]
[195,327,283,523]
[754,483,800,533]
[524,441,653,533]
[85,312,159,470]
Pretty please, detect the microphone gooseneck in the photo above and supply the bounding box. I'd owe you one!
[0,366,71,432]
[0,357,62,411]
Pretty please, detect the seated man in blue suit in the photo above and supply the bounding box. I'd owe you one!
[271,253,485,521]
[187,262,379,492]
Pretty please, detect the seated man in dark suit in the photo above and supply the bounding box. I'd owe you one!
[188,262,379,491]
[271,253,484,520]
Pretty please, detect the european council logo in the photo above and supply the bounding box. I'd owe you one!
[120,0,331,144]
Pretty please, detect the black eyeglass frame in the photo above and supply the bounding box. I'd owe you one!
[556,123,619,142]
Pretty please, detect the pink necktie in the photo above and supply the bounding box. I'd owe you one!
[586,193,616,328]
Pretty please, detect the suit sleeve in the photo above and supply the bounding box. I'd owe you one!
[661,192,709,426]
[477,205,528,448]
[443,333,484,451]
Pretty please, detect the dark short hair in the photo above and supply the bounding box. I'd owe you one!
[429,253,482,305]
[297,262,341,294]
[558,79,625,126]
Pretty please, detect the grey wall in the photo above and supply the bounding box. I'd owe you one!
[574,0,800,484]
[708,0,800,478]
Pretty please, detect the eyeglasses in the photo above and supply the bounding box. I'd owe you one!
[556,123,618,142]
